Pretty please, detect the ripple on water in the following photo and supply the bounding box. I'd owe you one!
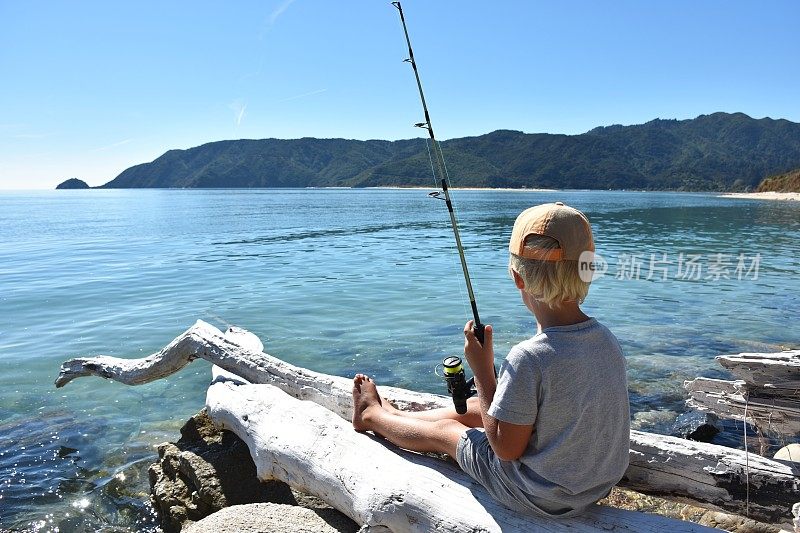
[0,410,159,532]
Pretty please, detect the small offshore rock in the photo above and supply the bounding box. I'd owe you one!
[670,411,722,442]
[56,178,90,189]
[183,502,359,533]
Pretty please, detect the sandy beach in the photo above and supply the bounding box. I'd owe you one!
[720,191,800,201]
[364,186,559,192]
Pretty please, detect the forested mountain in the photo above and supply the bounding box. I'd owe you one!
[100,112,800,191]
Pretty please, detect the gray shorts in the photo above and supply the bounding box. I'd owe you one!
[455,428,573,517]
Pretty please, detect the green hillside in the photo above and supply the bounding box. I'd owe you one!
[100,112,800,191]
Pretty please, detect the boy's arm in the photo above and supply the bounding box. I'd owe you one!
[464,321,534,461]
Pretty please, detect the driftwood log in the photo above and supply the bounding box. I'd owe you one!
[56,320,799,527]
[685,350,800,438]
[717,351,800,390]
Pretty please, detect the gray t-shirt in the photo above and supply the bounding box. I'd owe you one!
[487,317,630,515]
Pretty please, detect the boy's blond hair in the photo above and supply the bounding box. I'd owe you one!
[508,234,590,307]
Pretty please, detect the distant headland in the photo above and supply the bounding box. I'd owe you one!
[55,178,90,189]
[87,112,800,192]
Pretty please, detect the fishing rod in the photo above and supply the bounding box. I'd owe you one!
[392,2,484,413]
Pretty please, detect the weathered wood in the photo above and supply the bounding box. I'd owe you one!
[685,377,800,437]
[55,320,445,414]
[685,349,800,439]
[622,430,798,522]
[208,379,716,532]
[56,320,800,525]
[716,350,800,390]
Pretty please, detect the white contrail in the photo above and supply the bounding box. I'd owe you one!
[278,88,327,103]
[90,138,133,152]
[228,99,247,126]
[269,0,297,26]
[259,0,297,38]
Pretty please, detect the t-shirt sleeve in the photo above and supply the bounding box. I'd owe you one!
[487,345,540,426]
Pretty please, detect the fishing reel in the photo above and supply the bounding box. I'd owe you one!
[440,356,476,415]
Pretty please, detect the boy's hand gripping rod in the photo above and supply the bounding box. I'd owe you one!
[391,1,484,345]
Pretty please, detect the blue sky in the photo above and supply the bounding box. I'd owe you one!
[1,0,798,189]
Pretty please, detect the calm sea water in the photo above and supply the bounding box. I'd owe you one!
[1,189,799,531]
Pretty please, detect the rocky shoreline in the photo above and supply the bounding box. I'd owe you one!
[150,410,781,533]
[149,410,357,533]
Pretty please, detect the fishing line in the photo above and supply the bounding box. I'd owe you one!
[742,394,751,518]
[438,144,473,321]
[424,137,437,182]
[425,137,471,322]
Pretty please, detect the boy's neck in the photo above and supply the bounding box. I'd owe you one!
[531,300,590,333]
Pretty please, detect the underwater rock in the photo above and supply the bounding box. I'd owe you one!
[670,411,722,442]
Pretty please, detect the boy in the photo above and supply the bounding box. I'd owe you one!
[352,202,630,517]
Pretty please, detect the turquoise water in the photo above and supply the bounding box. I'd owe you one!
[1,189,799,531]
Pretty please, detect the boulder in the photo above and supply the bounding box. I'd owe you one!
[183,503,359,533]
[149,410,356,532]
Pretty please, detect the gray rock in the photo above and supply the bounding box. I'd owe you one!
[149,410,297,532]
[183,502,359,533]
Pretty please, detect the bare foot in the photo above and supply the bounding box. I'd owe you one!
[352,374,384,432]
[351,374,399,411]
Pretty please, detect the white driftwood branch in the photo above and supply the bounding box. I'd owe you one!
[207,380,715,532]
[56,320,800,525]
[716,350,800,390]
[685,377,800,436]
[56,320,440,415]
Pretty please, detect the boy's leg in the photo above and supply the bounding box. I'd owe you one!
[358,374,483,428]
[352,375,465,457]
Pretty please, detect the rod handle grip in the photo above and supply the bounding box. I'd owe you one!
[473,323,485,345]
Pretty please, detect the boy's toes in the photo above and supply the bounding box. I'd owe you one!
[353,373,366,390]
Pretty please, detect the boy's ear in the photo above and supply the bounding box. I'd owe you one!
[511,269,525,290]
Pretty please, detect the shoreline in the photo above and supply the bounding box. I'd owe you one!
[363,186,558,192]
[719,191,800,201]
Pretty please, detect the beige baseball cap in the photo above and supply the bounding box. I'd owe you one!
[509,202,594,261]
